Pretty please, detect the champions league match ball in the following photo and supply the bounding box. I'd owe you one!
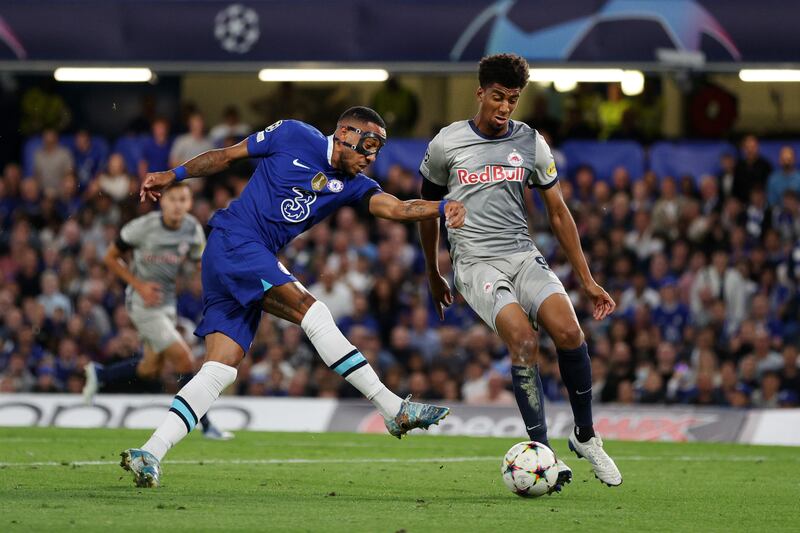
[501,441,559,498]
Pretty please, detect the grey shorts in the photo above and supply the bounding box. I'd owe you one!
[453,250,567,332]
[128,304,183,354]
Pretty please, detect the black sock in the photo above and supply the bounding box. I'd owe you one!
[511,365,550,449]
[177,371,211,431]
[96,357,141,387]
[557,343,594,437]
[575,425,595,443]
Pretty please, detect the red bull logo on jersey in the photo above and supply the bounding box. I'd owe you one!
[455,165,525,185]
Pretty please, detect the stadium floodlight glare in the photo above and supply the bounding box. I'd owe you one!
[258,69,389,82]
[739,69,800,82]
[54,67,153,82]
[529,69,645,95]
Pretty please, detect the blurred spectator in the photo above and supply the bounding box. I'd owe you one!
[138,118,172,178]
[169,112,214,168]
[71,129,105,188]
[465,371,515,406]
[732,135,772,204]
[33,129,74,197]
[370,76,419,137]
[690,249,750,329]
[308,267,353,321]
[766,146,800,207]
[597,83,631,139]
[91,153,134,203]
[209,105,252,145]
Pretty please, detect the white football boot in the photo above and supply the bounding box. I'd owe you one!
[568,429,622,486]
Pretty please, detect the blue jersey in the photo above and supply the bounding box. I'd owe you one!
[208,120,382,252]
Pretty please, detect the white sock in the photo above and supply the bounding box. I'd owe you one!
[301,301,402,418]
[142,361,237,460]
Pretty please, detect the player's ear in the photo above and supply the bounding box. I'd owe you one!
[476,86,484,102]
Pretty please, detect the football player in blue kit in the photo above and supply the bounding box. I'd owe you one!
[120,107,466,488]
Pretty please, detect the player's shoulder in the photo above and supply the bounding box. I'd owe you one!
[353,172,381,190]
[435,120,471,139]
[510,119,539,139]
[265,119,324,141]
[128,211,162,229]
[182,213,203,232]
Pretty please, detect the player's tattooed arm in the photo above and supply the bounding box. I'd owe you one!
[140,140,249,202]
[368,193,466,227]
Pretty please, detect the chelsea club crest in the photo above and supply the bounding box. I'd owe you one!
[327,179,344,193]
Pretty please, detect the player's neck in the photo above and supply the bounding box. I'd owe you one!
[160,216,182,231]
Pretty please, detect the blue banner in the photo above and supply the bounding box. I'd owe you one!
[0,1,797,64]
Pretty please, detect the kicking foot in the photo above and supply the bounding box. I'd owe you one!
[384,395,449,439]
[549,458,573,494]
[120,448,162,488]
[202,425,235,441]
[82,363,99,405]
[568,429,622,487]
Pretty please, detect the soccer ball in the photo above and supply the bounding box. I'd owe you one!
[500,441,559,497]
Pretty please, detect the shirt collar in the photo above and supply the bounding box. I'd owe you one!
[326,135,334,166]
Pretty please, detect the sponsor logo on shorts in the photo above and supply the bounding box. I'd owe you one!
[311,172,328,191]
[455,165,525,186]
[507,150,523,167]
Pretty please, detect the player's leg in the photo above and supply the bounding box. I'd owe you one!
[82,345,161,404]
[160,339,234,440]
[262,281,449,437]
[123,332,243,487]
[494,300,551,449]
[537,293,622,486]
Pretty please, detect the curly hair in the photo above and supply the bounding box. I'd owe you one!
[478,53,529,89]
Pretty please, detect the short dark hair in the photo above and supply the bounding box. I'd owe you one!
[338,106,386,129]
[478,53,529,89]
[165,181,190,193]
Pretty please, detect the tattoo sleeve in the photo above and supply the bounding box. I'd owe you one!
[184,149,231,178]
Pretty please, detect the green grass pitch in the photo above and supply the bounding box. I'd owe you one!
[0,427,797,532]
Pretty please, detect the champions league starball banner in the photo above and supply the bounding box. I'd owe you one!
[0,0,798,65]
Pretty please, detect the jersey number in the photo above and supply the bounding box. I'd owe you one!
[535,256,551,271]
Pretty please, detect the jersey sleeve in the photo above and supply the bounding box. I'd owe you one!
[190,222,206,261]
[529,132,559,189]
[118,216,150,250]
[419,132,449,186]
[351,174,383,206]
[246,119,288,158]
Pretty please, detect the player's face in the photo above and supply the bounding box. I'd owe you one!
[477,83,522,134]
[160,186,192,226]
[336,121,387,176]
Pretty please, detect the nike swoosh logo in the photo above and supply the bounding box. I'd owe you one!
[576,388,592,395]
[292,159,310,169]
[526,424,541,431]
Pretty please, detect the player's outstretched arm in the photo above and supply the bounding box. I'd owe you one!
[367,192,465,227]
[104,243,162,307]
[540,183,615,321]
[139,139,250,202]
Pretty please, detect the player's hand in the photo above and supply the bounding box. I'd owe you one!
[139,171,175,202]
[427,272,453,321]
[135,280,163,307]
[444,200,466,229]
[584,282,615,321]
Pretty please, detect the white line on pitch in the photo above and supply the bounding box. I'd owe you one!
[0,454,793,468]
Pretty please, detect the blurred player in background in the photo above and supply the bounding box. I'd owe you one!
[419,54,622,488]
[82,182,233,440]
[121,107,466,487]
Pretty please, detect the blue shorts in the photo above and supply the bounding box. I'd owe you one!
[194,228,296,353]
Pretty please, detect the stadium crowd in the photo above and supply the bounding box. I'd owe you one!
[1,106,800,411]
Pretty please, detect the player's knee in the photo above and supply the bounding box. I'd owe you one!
[510,335,538,367]
[206,351,242,368]
[552,322,584,350]
[136,360,160,379]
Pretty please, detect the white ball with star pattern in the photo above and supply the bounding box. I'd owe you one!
[501,441,559,497]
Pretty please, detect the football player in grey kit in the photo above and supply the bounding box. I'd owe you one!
[83,182,232,440]
[419,54,622,488]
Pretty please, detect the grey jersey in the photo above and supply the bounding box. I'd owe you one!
[119,212,206,308]
[420,120,557,263]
